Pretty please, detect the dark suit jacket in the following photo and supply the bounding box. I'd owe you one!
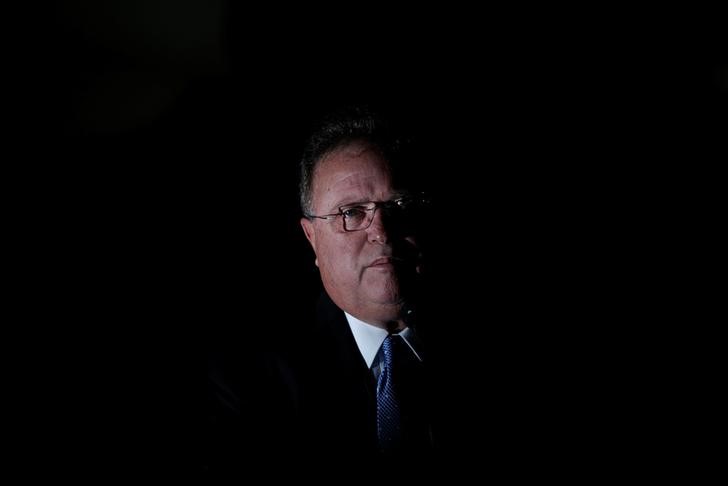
[206,282,611,478]
[207,290,444,476]
[282,291,435,460]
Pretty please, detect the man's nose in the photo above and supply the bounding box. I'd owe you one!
[366,207,389,244]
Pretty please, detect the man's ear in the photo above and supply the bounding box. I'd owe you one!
[300,217,317,251]
[300,218,319,267]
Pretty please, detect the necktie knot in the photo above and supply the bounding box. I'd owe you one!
[381,334,397,367]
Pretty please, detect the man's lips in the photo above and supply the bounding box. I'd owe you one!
[368,256,405,267]
[369,257,394,267]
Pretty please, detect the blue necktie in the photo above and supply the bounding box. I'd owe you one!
[376,334,402,453]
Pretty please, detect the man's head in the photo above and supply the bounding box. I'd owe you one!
[299,108,428,328]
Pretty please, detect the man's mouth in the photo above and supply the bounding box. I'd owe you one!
[369,257,394,267]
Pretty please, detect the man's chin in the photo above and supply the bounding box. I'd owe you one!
[366,292,407,311]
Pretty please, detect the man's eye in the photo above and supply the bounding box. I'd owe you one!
[341,207,366,219]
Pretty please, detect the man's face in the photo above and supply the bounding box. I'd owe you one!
[300,141,423,326]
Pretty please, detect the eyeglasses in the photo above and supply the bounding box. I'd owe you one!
[304,194,431,232]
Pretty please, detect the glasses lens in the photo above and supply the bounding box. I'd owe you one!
[341,197,431,231]
[341,206,370,231]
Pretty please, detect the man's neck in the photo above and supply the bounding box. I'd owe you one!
[384,320,406,333]
[344,302,411,331]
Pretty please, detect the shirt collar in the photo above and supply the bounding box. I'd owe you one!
[344,312,423,368]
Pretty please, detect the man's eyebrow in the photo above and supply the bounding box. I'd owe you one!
[332,198,370,209]
[332,192,411,210]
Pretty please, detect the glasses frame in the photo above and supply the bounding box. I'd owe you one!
[304,194,430,232]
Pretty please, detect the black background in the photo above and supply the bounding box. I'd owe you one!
[13,1,725,479]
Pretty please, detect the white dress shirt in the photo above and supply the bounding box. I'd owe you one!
[344,312,423,370]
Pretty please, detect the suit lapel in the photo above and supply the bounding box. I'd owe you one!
[316,292,376,395]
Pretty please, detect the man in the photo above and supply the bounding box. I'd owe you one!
[206,108,441,476]
[292,107,436,460]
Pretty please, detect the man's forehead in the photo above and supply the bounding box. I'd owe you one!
[329,140,376,158]
[316,148,390,186]
[312,150,394,207]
